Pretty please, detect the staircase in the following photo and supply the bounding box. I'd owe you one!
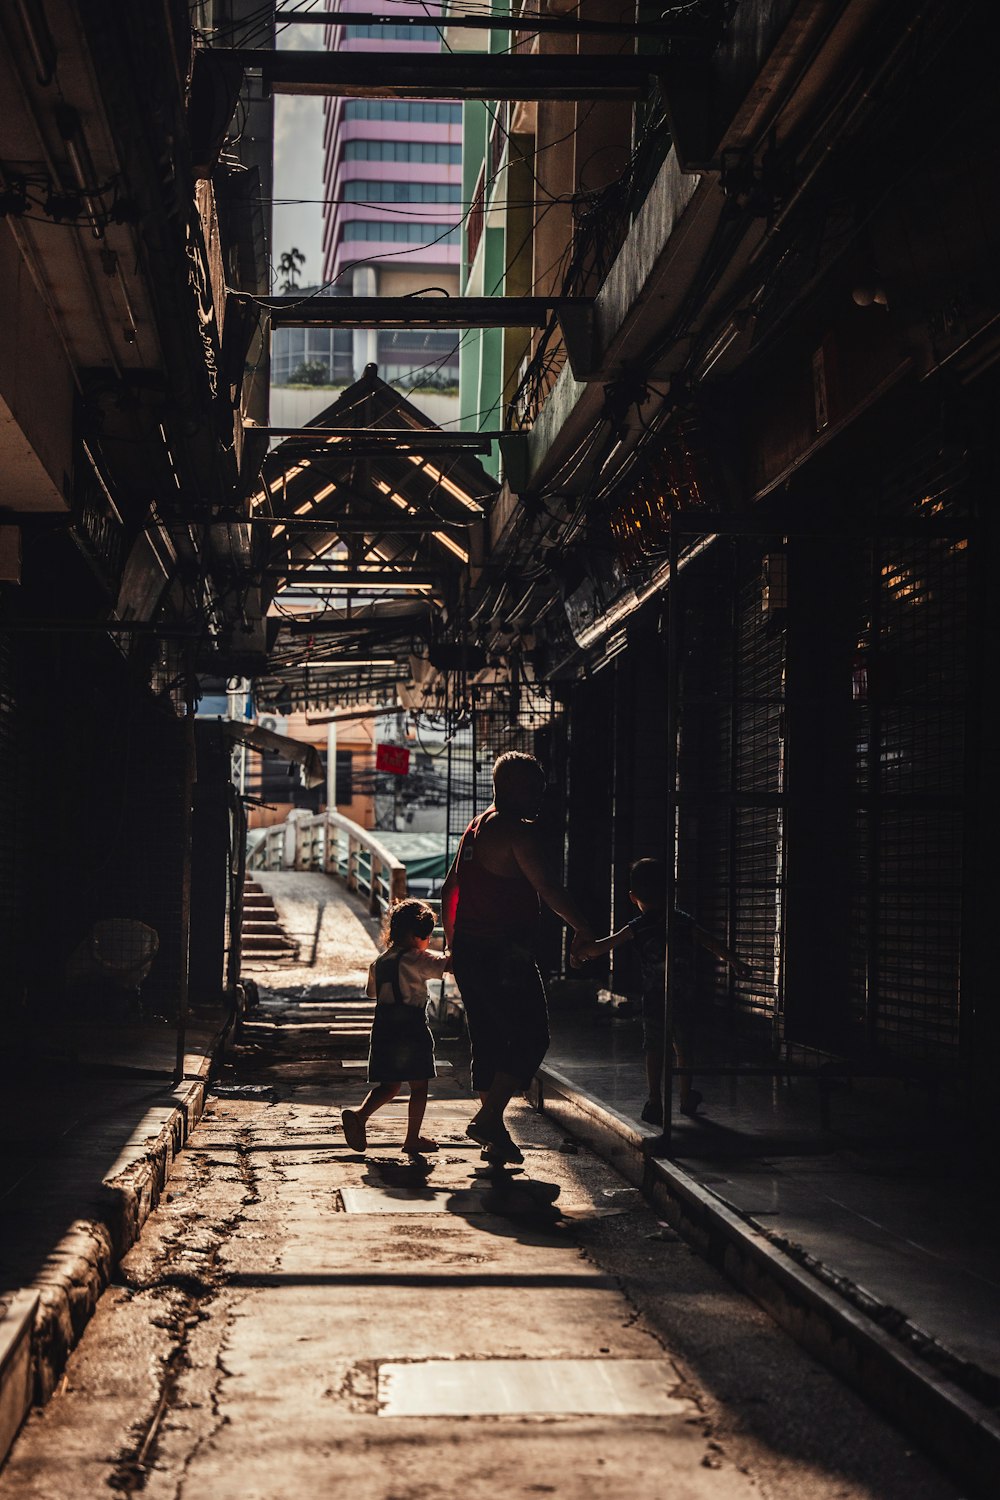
[240,879,298,966]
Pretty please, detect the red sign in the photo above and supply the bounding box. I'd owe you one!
[375,743,411,776]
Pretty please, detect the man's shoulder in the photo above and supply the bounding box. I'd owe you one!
[508,817,541,848]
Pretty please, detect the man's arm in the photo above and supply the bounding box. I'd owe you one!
[574,926,634,963]
[511,826,592,935]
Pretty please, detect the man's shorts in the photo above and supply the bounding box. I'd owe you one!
[451,937,549,1092]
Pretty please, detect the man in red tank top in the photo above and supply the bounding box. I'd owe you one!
[441,752,593,1163]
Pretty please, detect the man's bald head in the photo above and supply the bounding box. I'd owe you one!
[493,751,545,819]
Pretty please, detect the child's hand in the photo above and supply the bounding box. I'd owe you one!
[571,940,599,965]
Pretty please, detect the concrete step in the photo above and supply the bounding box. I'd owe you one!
[242,935,297,953]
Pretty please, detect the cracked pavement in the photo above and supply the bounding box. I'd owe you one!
[0,987,963,1499]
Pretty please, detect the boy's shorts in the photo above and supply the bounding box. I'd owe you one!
[641,989,693,1051]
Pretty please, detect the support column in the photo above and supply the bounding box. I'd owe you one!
[351,265,378,378]
[781,532,856,1053]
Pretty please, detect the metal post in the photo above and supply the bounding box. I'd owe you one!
[174,705,197,1086]
[727,545,740,1099]
[225,785,247,995]
[326,721,338,814]
[655,519,681,1153]
[865,541,882,1055]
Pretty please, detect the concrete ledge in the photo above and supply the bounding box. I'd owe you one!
[0,1293,38,1467]
[530,1064,1000,1500]
[0,1032,227,1466]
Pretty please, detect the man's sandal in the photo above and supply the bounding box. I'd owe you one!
[466,1118,523,1164]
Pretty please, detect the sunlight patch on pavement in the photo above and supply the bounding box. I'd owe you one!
[378,1359,688,1416]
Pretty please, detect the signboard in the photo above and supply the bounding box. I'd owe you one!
[376,743,411,776]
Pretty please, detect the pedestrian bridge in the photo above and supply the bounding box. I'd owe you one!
[249,809,409,917]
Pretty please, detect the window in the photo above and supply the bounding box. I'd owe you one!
[343,101,462,125]
[335,749,353,806]
[345,23,440,40]
[341,221,461,243]
[342,180,462,203]
[344,140,462,164]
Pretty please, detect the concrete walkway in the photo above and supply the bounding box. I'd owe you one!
[0,887,961,1498]
[0,874,983,1495]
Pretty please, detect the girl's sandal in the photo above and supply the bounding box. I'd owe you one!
[341,1109,367,1152]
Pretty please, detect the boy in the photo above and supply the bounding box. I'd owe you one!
[574,858,751,1125]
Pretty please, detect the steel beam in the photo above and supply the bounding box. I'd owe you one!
[287,615,428,634]
[266,570,438,585]
[223,50,653,100]
[266,442,489,459]
[262,426,500,446]
[670,513,972,538]
[248,516,473,532]
[275,10,692,38]
[259,296,593,329]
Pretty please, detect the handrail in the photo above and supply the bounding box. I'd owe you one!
[247,809,407,916]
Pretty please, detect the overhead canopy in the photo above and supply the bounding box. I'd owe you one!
[220,721,325,788]
[250,367,498,714]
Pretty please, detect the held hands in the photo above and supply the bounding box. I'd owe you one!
[569,929,596,969]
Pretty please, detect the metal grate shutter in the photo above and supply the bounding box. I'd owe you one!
[851,448,969,1062]
[731,556,785,1036]
[678,548,734,1012]
[678,543,785,1042]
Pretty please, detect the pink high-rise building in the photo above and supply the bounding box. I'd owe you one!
[321,4,462,387]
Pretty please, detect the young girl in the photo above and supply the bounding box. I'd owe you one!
[341,898,449,1155]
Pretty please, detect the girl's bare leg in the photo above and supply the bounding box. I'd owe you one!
[402,1079,436,1153]
[359,1082,399,1121]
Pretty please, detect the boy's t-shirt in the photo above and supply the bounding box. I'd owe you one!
[629,906,696,1006]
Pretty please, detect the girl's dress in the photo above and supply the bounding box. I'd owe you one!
[366,945,448,1083]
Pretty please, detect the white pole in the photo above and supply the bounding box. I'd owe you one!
[326,721,338,812]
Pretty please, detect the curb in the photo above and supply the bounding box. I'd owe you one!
[530,1064,1000,1500]
[0,1024,231,1467]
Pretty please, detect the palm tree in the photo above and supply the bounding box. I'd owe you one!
[277,247,306,293]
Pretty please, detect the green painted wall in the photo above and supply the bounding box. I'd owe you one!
[458,6,513,478]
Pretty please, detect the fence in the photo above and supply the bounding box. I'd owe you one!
[248,809,407,917]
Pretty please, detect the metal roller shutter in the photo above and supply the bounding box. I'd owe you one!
[678,542,785,1043]
[851,447,970,1063]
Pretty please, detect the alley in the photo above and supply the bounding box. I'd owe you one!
[0,988,960,1498]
